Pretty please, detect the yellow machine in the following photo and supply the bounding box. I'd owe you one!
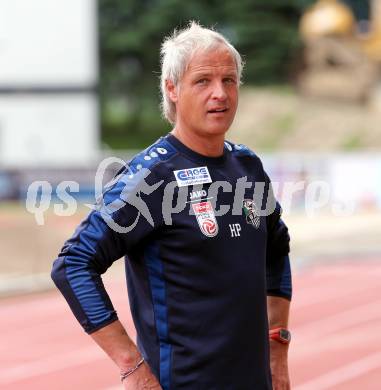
[298,0,381,100]
[300,0,356,38]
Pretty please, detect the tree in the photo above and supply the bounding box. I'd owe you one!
[99,0,313,148]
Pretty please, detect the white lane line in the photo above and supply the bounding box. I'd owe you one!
[293,350,381,390]
[291,322,381,358]
[0,346,105,385]
[290,324,376,358]
[292,282,379,310]
[293,299,381,343]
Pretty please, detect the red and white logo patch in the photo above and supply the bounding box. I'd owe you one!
[192,201,219,237]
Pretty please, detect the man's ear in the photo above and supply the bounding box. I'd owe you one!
[166,79,178,103]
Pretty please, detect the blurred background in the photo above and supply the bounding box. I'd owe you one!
[1,0,380,389]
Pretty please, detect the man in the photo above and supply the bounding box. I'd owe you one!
[51,21,292,389]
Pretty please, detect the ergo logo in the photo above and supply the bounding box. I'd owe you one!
[177,167,208,181]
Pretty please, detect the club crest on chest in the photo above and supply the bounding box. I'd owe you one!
[243,199,260,229]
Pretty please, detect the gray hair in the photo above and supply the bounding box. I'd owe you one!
[160,21,244,125]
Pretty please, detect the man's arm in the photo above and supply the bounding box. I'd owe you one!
[266,219,292,390]
[51,166,165,387]
[90,320,161,388]
[267,296,291,390]
[266,220,292,390]
[51,209,163,388]
[264,170,292,390]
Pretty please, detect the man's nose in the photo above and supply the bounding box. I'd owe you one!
[211,81,227,100]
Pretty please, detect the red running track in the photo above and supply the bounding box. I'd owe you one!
[1,260,380,390]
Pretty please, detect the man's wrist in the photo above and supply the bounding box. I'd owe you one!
[269,327,291,345]
[269,338,289,352]
[120,357,145,382]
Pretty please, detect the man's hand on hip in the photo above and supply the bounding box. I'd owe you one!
[269,340,290,390]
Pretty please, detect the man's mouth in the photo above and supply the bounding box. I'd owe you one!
[207,108,228,114]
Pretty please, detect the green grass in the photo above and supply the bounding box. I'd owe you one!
[341,133,364,150]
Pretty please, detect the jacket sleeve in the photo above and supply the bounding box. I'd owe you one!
[51,167,164,334]
[264,172,292,301]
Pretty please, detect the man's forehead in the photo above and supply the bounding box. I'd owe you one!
[186,48,237,74]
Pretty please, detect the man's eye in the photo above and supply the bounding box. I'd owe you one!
[196,79,208,84]
[224,78,236,84]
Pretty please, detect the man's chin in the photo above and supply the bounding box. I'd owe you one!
[204,123,232,136]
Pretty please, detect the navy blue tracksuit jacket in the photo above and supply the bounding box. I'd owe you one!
[51,133,292,389]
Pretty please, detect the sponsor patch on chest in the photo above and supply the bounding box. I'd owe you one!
[192,201,219,237]
[173,166,212,187]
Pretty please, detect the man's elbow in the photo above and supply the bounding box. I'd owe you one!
[51,256,66,290]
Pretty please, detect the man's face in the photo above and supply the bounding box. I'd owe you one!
[168,47,239,138]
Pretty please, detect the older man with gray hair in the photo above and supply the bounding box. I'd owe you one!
[51,21,292,389]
